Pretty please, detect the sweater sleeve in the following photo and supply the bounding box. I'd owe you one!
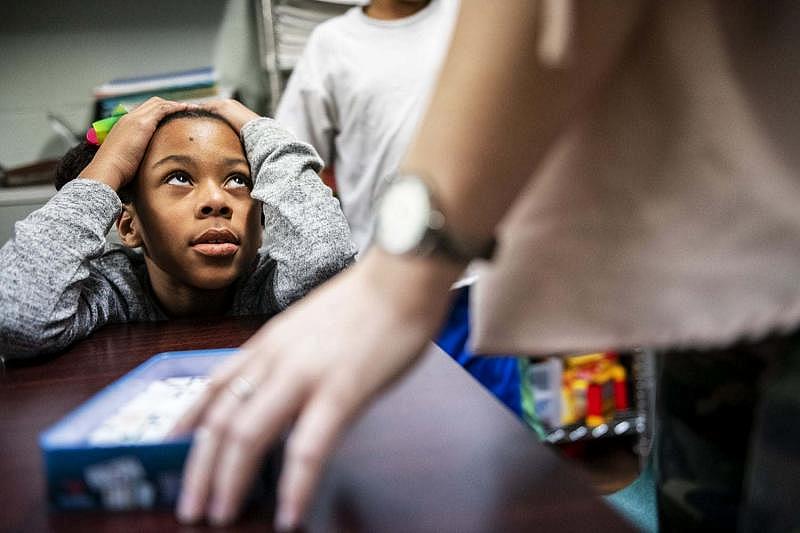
[242,117,357,309]
[0,179,133,359]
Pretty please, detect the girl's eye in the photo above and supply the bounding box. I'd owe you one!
[165,172,192,186]
[226,174,252,189]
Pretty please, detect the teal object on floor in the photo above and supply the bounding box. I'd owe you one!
[606,458,658,532]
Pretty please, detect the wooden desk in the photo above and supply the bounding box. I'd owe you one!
[0,317,633,532]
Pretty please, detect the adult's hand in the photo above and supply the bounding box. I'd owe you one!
[81,97,193,191]
[174,250,463,529]
[199,99,261,133]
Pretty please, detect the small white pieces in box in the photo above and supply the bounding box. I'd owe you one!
[88,376,209,445]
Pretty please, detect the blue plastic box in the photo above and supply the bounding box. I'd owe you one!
[40,349,278,511]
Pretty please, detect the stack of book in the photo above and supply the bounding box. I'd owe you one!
[92,67,234,120]
[272,0,358,70]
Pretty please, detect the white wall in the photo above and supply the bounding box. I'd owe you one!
[0,0,230,245]
[1,0,227,168]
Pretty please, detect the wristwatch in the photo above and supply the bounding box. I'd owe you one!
[373,173,495,263]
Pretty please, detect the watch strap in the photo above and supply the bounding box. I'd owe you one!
[434,226,496,262]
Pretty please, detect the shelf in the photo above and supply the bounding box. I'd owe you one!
[257,0,359,112]
[0,184,55,206]
[544,411,645,444]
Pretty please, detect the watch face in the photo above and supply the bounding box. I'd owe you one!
[376,176,431,254]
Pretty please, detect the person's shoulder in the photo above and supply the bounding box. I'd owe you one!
[308,6,364,41]
[90,245,163,318]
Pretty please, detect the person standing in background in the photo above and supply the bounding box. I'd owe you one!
[275,0,459,254]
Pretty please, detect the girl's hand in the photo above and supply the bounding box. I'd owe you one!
[199,99,261,132]
[81,97,193,191]
[173,250,461,529]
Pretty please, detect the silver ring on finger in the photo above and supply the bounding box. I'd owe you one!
[228,375,256,402]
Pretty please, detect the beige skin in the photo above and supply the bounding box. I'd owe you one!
[81,97,263,317]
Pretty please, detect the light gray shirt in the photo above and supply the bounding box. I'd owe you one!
[0,117,357,359]
[275,0,460,253]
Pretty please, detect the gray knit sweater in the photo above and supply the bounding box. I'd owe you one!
[0,118,357,359]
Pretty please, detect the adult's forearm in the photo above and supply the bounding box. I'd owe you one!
[402,0,644,244]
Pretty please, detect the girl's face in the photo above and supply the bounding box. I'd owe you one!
[128,117,262,293]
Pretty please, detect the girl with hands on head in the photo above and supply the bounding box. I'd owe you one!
[0,96,355,359]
